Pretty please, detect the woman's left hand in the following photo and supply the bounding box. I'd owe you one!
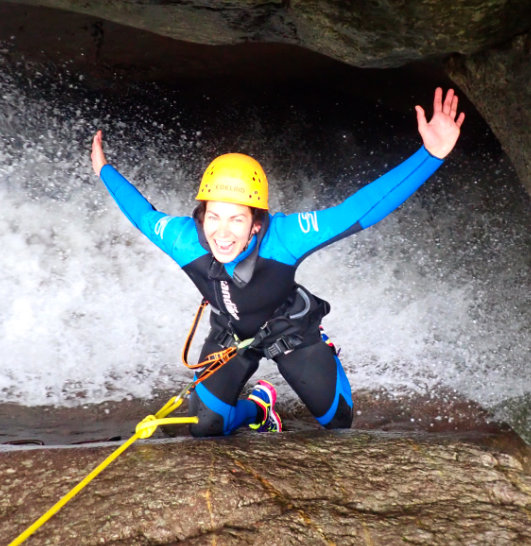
[91,130,108,176]
[415,87,465,159]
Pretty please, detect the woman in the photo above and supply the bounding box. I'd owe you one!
[92,87,464,437]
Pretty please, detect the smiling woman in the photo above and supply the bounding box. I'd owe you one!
[90,87,465,438]
[202,202,259,263]
[194,152,268,263]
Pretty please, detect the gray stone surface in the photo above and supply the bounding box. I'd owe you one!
[2,0,528,66]
[447,33,531,193]
[0,0,528,190]
[2,431,530,545]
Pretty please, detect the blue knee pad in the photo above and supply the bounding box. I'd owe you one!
[315,355,353,428]
[191,381,259,436]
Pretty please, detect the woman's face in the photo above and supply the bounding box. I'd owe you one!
[203,201,260,263]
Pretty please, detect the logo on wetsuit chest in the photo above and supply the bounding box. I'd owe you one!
[220,280,240,320]
[298,211,319,233]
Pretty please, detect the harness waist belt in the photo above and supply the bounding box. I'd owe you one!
[262,335,302,359]
[213,329,302,358]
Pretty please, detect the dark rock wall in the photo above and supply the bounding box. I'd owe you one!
[447,33,530,192]
[3,0,528,65]
[1,0,529,190]
[290,0,529,67]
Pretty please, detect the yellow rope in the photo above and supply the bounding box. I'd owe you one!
[10,302,247,545]
[9,395,198,546]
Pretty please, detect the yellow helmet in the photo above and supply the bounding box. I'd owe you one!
[196,153,268,210]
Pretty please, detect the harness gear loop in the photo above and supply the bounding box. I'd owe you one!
[181,297,209,366]
[181,299,254,380]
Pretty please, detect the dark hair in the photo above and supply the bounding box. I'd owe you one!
[194,201,266,227]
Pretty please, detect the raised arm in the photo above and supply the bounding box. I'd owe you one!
[269,88,465,265]
[90,131,205,267]
[90,130,156,231]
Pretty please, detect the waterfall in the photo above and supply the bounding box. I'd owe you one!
[0,51,529,442]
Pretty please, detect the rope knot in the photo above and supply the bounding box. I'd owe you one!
[136,415,158,439]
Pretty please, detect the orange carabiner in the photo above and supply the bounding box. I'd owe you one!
[180,301,240,388]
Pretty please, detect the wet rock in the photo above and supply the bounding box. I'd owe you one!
[3,0,528,67]
[2,431,530,545]
[447,32,531,193]
[0,1,529,191]
[0,388,520,447]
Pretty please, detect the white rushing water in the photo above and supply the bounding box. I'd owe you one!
[0,56,529,437]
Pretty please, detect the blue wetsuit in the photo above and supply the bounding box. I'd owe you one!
[100,146,443,435]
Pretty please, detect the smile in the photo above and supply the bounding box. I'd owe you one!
[214,240,236,254]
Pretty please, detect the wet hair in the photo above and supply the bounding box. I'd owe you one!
[194,201,266,227]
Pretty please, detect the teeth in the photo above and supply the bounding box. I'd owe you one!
[216,241,233,251]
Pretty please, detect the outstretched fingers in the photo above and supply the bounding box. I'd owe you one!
[446,90,466,127]
[92,130,102,155]
[433,86,443,114]
[442,88,455,116]
[434,87,465,127]
[417,87,466,158]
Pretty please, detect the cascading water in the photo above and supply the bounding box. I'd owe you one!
[0,49,529,443]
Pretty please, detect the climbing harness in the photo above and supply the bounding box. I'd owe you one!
[204,286,322,360]
[9,301,246,546]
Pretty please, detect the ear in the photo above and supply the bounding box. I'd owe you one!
[251,222,262,235]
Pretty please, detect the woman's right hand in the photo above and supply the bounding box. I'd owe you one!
[415,88,465,159]
[91,130,108,176]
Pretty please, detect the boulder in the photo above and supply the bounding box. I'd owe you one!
[447,33,531,193]
[2,430,530,545]
[0,0,529,190]
[2,0,528,66]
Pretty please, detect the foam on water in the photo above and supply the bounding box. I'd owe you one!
[0,56,529,438]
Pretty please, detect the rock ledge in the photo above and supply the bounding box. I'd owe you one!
[3,430,530,545]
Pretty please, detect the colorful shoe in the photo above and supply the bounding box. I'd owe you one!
[320,326,340,356]
[248,380,282,432]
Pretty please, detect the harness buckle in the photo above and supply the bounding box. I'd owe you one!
[259,323,272,338]
[215,331,236,348]
[264,337,295,359]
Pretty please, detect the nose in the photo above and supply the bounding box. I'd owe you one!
[216,220,231,238]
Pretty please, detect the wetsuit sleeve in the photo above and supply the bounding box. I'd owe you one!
[266,146,444,265]
[100,165,207,267]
